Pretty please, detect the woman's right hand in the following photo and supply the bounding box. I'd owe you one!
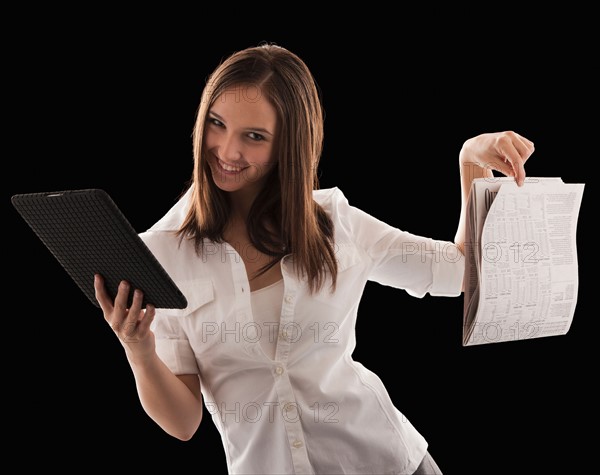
[94,274,157,362]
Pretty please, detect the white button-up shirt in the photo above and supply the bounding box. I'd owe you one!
[141,187,464,474]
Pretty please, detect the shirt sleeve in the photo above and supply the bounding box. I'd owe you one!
[329,188,465,298]
[151,312,199,374]
[139,230,200,375]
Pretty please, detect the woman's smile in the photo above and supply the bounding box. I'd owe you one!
[216,157,247,175]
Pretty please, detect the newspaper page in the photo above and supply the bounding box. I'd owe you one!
[463,177,585,346]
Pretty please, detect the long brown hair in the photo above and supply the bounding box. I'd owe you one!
[177,43,337,293]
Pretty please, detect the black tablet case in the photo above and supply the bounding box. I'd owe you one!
[11,189,188,309]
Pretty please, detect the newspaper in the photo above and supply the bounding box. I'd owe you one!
[462,177,585,346]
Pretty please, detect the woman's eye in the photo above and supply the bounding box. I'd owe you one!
[208,117,223,127]
[248,132,264,142]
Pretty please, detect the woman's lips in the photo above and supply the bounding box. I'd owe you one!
[217,157,247,174]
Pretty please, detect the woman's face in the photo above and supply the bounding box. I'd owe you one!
[204,85,277,196]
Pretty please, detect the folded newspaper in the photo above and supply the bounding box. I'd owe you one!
[462,177,585,346]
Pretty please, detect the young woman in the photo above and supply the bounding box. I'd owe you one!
[94,43,534,474]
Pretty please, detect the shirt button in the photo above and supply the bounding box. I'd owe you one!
[292,440,303,448]
[275,366,284,375]
[280,329,289,341]
[285,295,294,304]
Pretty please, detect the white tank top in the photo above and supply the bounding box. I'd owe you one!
[250,279,284,360]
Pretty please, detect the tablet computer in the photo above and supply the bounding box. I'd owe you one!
[11,189,188,309]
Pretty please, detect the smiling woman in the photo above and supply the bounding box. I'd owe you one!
[204,86,277,193]
[202,83,284,293]
[92,43,536,475]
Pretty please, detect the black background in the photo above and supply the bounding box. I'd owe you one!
[6,9,597,475]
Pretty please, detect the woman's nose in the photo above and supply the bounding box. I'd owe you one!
[219,133,243,162]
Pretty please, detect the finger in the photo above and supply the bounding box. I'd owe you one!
[510,155,526,187]
[491,157,516,178]
[498,134,526,186]
[94,274,114,315]
[121,288,145,341]
[136,304,156,337]
[504,131,534,184]
[111,280,132,331]
[113,280,131,314]
[512,132,535,164]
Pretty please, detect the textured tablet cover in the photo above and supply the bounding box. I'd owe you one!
[11,189,188,309]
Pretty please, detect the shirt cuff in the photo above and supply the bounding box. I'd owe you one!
[429,243,464,297]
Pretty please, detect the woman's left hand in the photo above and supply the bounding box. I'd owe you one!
[459,131,535,186]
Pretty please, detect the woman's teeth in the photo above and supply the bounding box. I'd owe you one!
[219,159,243,172]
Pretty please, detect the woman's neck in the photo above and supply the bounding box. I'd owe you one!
[228,189,257,223]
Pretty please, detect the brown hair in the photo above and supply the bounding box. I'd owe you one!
[177,43,337,292]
